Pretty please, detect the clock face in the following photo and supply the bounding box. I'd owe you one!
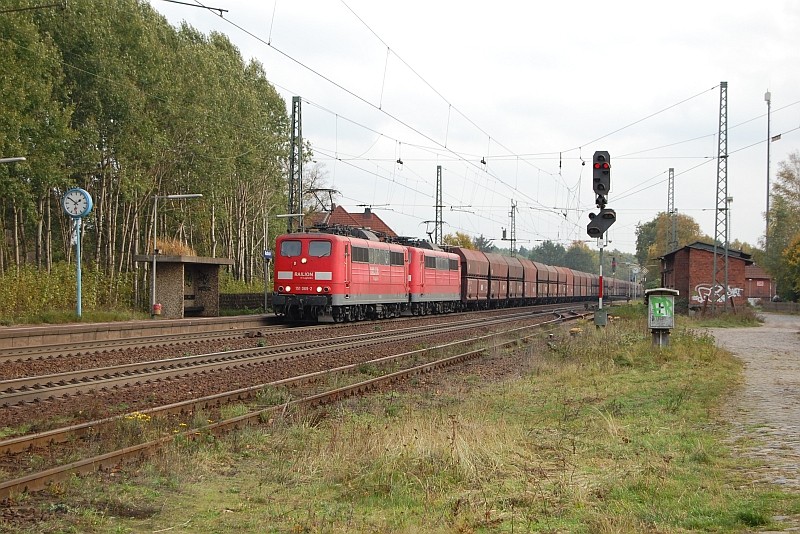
[62,188,93,218]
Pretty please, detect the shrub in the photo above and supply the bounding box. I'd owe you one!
[0,263,136,323]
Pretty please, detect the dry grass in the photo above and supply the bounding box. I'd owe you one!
[153,236,196,256]
[7,311,800,533]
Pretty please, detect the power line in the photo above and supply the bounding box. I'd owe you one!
[0,1,65,14]
[160,0,227,16]
[179,0,571,208]
[562,85,720,153]
[165,1,797,251]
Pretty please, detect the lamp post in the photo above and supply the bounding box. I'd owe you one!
[726,196,733,244]
[765,90,771,251]
[150,193,203,317]
[276,213,304,231]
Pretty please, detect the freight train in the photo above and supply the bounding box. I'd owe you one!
[271,229,637,322]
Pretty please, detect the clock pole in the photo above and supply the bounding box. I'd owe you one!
[75,218,83,317]
[62,187,92,318]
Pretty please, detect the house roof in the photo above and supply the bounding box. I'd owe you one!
[745,264,772,280]
[308,205,398,238]
[661,241,753,264]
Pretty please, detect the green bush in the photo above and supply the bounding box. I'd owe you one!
[218,270,266,294]
[0,263,137,324]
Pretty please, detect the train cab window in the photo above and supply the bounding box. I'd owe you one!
[280,240,301,257]
[309,240,332,257]
[352,246,369,263]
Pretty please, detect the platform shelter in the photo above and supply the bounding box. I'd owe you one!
[134,255,234,319]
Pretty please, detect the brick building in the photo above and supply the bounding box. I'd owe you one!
[659,241,752,308]
[743,264,775,300]
[307,205,398,238]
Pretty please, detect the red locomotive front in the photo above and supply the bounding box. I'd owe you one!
[273,233,409,322]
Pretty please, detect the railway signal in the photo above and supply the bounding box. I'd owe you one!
[587,207,616,239]
[592,151,610,207]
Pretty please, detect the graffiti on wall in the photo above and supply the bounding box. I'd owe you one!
[691,283,743,303]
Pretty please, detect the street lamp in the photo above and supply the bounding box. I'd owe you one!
[276,213,304,232]
[0,157,26,164]
[150,193,203,317]
[765,90,771,250]
[624,263,640,299]
[726,196,733,244]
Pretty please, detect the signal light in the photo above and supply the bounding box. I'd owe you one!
[592,151,611,206]
[586,208,616,238]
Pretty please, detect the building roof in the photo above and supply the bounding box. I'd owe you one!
[661,241,753,264]
[745,264,772,280]
[308,205,398,238]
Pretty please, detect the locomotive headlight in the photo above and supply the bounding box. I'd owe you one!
[278,285,284,292]
[323,286,330,292]
[285,286,292,292]
[316,286,322,293]
[301,257,307,264]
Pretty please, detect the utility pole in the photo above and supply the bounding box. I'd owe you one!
[509,200,517,256]
[435,165,443,245]
[765,90,771,251]
[712,82,729,311]
[288,96,303,232]
[667,167,678,253]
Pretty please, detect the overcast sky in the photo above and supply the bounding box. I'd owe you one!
[150,0,800,256]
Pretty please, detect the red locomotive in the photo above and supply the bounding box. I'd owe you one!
[273,231,409,322]
[272,230,637,322]
[407,246,461,315]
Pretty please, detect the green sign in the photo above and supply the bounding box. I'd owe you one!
[648,295,675,328]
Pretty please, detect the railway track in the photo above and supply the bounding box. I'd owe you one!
[0,308,589,501]
[0,309,566,406]
[0,328,275,362]
[0,304,575,363]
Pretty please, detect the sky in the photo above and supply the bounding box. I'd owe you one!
[149,0,800,256]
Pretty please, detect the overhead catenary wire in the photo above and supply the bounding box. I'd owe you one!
[167,1,800,252]
[9,0,794,249]
[178,0,568,204]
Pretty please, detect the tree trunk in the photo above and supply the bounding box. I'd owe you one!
[46,194,52,273]
[35,196,44,269]
[13,206,21,272]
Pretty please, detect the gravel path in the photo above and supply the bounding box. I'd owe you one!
[706,313,800,531]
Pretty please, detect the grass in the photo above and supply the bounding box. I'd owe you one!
[1,309,149,326]
[0,260,264,325]
[689,304,765,328]
[4,310,799,533]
